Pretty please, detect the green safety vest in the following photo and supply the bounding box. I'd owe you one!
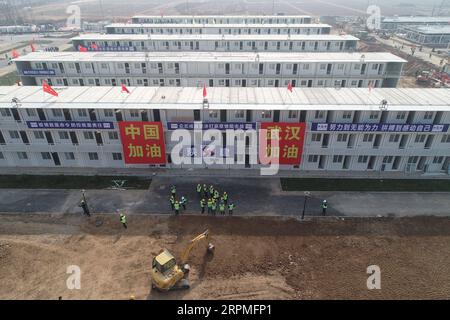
[207,200,212,207]
[120,215,127,223]
[212,203,217,210]
[223,194,228,200]
[170,197,174,203]
[200,200,206,207]
[181,198,187,204]
[174,203,180,210]
[228,204,235,210]
[322,203,328,209]
[197,185,202,192]
[219,204,225,211]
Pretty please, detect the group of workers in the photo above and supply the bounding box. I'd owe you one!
[169,185,188,215]
[197,183,236,216]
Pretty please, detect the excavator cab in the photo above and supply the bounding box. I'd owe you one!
[151,230,214,292]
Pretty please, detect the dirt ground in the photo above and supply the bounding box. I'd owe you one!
[1,214,450,300]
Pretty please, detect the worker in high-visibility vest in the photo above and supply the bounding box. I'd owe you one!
[207,198,212,214]
[211,200,217,216]
[119,213,127,229]
[181,196,187,210]
[200,198,206,214]
[196,184,202,196]
[222,192,228,205]
[228,203,235,215]
[219,202,225,215]
[169,195,175,210]
[174,201,180,215]
[321,200,328,216]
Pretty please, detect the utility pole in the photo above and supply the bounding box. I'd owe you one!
[301,191,310,220]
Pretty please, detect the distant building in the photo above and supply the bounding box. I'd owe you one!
[399,25,450,48]
[0,25,36,34]
[82,21,111,33]
[380,16,450,31]
[131,15,313,24]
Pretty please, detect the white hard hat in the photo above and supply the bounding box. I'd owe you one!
[323,200,327,202]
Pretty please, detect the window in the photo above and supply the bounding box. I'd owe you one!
[363,134,374,142]
[103,109,113,117]
[58,131,69,140]
[234,110,244,118]
[108,131,119,140]
[52,109,63,117]
[88,79,94,85]
[78,109,87,117]
[389,134,400,143]
[130,110,139,118]
[351,80,357,86]
[354,64,361,70]
[396,111,406,120]
[311,133,322,142]
[441,135,450,143]
[433,156,444,164]
[302,64,310,70]
[71,79,79,85]
[337,133,348,142]
[17,152,28,160]
[83,132,94,140]
[314,110,325,119]
[65,152,75,160]
[205,110,217,119]
[358,155,368,163]
[415,134,426,143]
[101,63,108,69]
[88,152,99,160]
[9,131,19,139]
[372,64,379,70]
[319,64,326,70]
[337,64,344,70]
[34,131,45,139]
[288,111,298,119]
[41,152,51,160]
[369,112,379,119]
[424,111,434,120]
[112,153,123,160]
[0,109,11,117]
[26,109,36,117]
[333,155,343,163]
[308,155,318,162]
[342,111,352,119]
[261,111,272,119]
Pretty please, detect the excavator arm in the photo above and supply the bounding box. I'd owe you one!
[180,229,211,264]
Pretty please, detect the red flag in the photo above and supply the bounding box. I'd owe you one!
[42,80,58,97]
[11,49,20,59]
[91,43,98,50]
[287,82,293,92]
[121,84,130,94]
[30,42,35,52]
[203,84,207,98]
[78,45,88,52]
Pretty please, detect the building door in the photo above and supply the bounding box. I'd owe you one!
[51,152,61,166]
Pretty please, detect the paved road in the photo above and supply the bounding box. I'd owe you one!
[0,176,449,217]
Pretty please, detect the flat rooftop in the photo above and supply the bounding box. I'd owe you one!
[14,51,406,63]
[402,25,450,34]
[105,23,331,29]
[72,33,359,41]
[132,15,312,19]
[382,16,450,23]
[0,86,448,111]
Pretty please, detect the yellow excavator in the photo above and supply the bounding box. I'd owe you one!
[151,229,214,291]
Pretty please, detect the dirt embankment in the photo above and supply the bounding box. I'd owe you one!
[1,214,450,299]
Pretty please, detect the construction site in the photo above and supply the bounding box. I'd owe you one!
[0,211,449,299]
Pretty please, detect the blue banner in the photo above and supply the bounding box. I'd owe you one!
[26,121,114,130]
[22,69,56,76]
[311,122,449,133]
[167,122,256,130]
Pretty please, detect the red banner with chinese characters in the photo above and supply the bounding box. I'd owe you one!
[118,121,166,164]
[260,122,306,165]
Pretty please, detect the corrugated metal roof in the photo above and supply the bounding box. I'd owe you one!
[72,33,359,41]
[1,86,449,111]
[382,16,450,23]
[15,51,405,63]
[402,25,450,34]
